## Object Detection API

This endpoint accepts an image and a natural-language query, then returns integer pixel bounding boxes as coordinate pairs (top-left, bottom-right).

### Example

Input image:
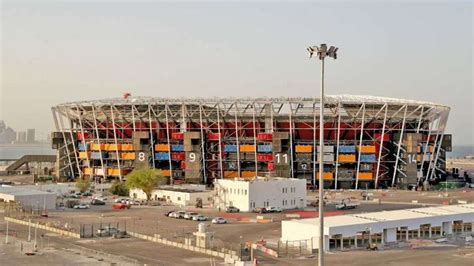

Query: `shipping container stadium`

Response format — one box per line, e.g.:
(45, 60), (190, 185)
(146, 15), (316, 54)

(51, 95), (451, 189)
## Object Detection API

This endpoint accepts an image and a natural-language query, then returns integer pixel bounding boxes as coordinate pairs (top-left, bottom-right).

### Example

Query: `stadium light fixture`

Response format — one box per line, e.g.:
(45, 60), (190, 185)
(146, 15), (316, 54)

(307, 43), (338, 266)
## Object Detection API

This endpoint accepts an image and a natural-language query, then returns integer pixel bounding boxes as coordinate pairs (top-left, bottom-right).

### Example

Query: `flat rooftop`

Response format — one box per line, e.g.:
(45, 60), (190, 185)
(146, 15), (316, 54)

(0, 186), (56, 196)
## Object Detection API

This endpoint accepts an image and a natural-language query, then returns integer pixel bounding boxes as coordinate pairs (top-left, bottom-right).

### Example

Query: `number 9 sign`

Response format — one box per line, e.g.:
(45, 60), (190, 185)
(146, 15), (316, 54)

(189, 152), (196, 163)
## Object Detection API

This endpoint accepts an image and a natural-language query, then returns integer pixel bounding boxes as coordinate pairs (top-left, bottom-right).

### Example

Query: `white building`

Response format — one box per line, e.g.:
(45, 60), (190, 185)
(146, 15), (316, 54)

(214, 177), (307, 212)
(130, 184), (213, 207)
(281, 204), (474, 251)
(0, 186), (57, 210)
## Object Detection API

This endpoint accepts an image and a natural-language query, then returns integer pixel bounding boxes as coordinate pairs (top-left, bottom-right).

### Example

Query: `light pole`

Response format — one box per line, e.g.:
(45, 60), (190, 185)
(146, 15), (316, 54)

(307, 43), (338, 266)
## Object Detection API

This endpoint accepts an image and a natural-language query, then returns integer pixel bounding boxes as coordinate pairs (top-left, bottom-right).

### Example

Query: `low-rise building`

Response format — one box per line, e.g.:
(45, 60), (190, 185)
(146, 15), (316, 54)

(130, 184), (213, 207)
(214, 177), (307, 212)
(0, 186), (57, 210)
(281, 204), (474, 251)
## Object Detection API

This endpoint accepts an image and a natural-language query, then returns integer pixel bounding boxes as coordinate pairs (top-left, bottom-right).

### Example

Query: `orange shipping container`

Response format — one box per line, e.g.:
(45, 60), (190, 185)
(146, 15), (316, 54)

(338, 154), (356, 162)
(358, 145), (376, 153)
(316, 172), (334, 180)
(155, 144), (170, 152)
(416, 154), (422, 161)
(79, 152), (91, 159)
(241, 171), (256, 178)
(295, 145), (312, 153)
(121, 144), (134, 151)
(121, 153), (136, 160)
(224, 171), (238, 178)
(240, 145), (256, 153)
(83, 168), (92, 175)
(104, 144), (121, 151)
(358, 172), (373, 180)
(159, 169), (171, 177)
(429, 145), (434, 153)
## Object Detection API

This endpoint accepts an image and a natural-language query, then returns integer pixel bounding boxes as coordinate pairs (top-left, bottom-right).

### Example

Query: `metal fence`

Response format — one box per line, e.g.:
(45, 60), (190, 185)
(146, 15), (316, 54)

(79, 221), (128, 238)
(275, 239), (314, 257)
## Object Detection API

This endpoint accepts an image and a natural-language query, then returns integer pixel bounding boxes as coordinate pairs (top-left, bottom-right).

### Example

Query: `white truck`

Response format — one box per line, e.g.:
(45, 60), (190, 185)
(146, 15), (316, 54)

(335, 198), (360, 210)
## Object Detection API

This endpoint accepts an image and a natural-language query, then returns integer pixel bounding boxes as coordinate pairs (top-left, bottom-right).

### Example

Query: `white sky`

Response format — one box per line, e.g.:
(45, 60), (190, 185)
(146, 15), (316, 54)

(1, 1), (473, 144)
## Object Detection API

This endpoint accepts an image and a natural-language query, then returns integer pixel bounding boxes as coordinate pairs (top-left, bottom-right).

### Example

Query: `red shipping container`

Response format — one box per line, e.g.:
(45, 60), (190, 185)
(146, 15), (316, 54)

(207, 132), (221, 141)
(171, 132), (184, 140)
(374, 133), (390, 141)
(180, 161), (186, 169)
(257, 153), (273, 162)
(257, 133), (273, 141)
(268, 162), (274, 171)
(171, 152), (185, 161)
(77, 132), (90, 140)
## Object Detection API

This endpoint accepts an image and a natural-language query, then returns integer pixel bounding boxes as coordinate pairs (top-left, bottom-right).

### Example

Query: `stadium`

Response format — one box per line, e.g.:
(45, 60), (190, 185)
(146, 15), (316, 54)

(51, 95), (451, 189)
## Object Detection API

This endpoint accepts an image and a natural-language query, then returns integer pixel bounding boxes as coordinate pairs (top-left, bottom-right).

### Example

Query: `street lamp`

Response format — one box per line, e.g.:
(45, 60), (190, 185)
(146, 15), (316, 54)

(307, 43), (338, 266)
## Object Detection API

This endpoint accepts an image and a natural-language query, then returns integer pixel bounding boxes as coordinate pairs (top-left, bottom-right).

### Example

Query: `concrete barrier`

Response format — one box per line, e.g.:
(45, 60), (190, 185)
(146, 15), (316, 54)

(128, 230), (240, 261)
(4, 217), (81, 239)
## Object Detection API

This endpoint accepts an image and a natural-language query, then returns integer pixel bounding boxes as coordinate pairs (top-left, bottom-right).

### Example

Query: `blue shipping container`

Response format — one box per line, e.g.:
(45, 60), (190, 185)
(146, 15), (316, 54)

(78, 143), (89, 151)
(224, 145), (238, 153)
(171, 144), (184, 152)
(359, 154), (376, 162)
(257, 145), (272, 153)
(91, 152), (107, 160)
(155, 152), (169, 160)
(339, 145), (356, 153)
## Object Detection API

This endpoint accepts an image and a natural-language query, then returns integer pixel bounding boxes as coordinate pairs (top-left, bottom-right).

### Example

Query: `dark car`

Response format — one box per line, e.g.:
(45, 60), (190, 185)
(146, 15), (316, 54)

(225, 206), (240, 213)
(91, 199), (106, 205)
(252, 207), (267, 214)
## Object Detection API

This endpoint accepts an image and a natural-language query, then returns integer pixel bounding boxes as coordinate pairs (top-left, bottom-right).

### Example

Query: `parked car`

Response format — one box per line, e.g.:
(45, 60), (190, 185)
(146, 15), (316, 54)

(174, 211), (187, 219)
(82, 192), (93, 197)
(90, 199), (106, 206)
(266, 206), (283, 213)
(211, 217), (227, 224)
(96, 227), (119, 236)
(165, 210), (174, 217)
(73, 203), (90, 209)
(225, 206), (240, 213)
(192, 215), (208, 221)
(114, 198), (128, 203)
(112, 203), (131, 209)
(252, 207), (267, 214)
(184, 212), (199, 220)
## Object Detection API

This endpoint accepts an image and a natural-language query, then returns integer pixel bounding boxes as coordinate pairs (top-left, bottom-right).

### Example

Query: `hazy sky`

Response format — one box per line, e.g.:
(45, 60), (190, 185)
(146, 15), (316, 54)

(1, 1), (473, 144)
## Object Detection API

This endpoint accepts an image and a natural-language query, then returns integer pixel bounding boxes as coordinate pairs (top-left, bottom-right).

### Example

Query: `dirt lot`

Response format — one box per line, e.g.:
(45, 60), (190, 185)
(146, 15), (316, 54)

(2, 187), (474, 265)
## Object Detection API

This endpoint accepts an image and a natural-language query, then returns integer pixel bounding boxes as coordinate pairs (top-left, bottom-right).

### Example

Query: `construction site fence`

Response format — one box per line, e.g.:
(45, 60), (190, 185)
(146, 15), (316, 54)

(79, 221), (127, 238)
(275, 239), (315, 257)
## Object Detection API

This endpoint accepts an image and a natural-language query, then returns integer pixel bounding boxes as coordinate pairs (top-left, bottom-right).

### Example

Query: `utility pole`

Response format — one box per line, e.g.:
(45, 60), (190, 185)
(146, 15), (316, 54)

(34, 222), (38, 251)
(28, 219), (31, 242)
(5, 220), (9, 244)
(307, 44), (338, 266)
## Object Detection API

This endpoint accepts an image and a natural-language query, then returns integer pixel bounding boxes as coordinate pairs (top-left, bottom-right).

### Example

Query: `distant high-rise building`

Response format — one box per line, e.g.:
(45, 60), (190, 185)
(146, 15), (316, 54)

(16, 131), (27, 143)
(27, 129), (35, 143)
(0, 120), (17, 144)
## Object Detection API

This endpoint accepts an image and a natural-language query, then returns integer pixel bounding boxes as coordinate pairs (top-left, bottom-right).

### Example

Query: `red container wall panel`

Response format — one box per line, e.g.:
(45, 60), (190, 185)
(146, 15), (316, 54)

(374, 133), (391, 141)
(171, 132), (184, 140)
(257, 153), (273, 162)
(257, 133), (273, 141)
(208, 132), (222, 141)
(171, 152), (185, 161)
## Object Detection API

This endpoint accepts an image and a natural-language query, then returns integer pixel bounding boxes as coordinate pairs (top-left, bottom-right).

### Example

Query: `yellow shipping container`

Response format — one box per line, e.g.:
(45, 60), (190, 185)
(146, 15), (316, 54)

(241, 171), (256, 178)
(83, 168), (92, 175)
(316, 172), (333, 180)
(429, 145), (434, 153)
(224, 171), (238, 178)
(78, 152), (91, 159)
(121, 144), (134, 151)
(358, 145), (376, 153)
(417, 146), (421, 153)
(338, 154), (356, 162)
(358, 172), (373, 180)
(107, 168), (122, 176)
(240, 144), (256, 153)
(155, 144), (170, 152)
(104, 144), (121, 151)
(91, 143), (105, 151)
(121, 152), (136, 160)
(295, 145), (312, 153)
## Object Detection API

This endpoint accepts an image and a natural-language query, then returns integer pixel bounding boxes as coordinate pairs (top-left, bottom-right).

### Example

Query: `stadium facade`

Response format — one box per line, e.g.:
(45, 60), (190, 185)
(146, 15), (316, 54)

(51, 95), (451, 189)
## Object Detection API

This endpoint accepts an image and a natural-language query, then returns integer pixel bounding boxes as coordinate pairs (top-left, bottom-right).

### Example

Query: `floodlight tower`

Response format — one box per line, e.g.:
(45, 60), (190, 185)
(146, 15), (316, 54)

(307, 43), (338, 266)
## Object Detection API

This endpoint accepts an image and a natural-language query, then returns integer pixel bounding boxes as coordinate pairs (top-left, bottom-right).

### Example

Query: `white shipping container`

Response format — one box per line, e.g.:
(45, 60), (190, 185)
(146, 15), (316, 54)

(317, 154), (334, 162)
